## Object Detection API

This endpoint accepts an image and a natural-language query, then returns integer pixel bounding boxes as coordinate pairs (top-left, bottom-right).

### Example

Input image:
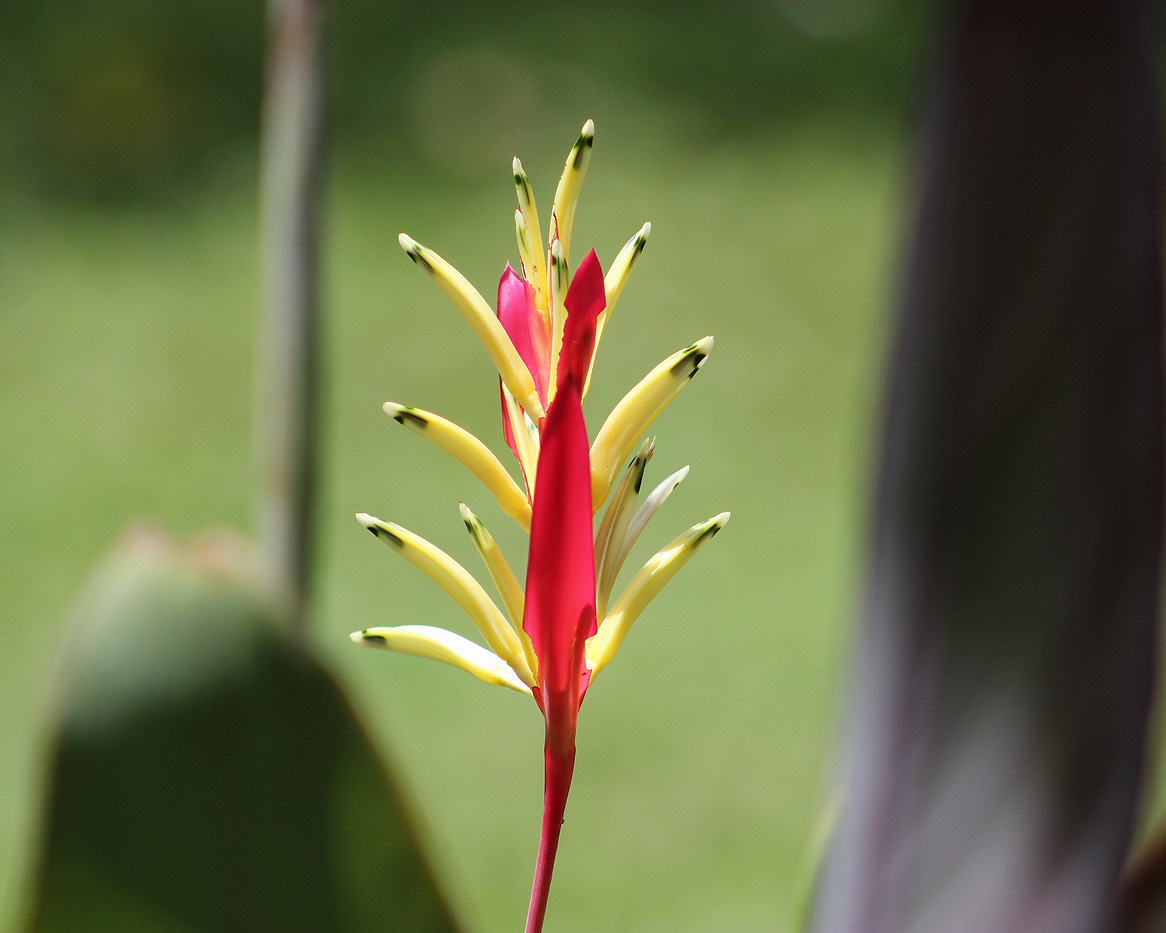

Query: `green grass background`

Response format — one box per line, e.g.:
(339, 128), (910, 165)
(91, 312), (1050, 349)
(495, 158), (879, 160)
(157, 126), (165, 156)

(0, 0), (918, 920)
(1, 111), (899, 930)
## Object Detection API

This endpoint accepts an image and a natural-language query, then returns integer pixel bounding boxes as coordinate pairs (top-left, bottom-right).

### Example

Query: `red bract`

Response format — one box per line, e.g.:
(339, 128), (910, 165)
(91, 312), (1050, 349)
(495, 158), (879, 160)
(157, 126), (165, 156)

(497, 263), (549, 407)
(524, 257), (604, 728)
(521, 252), (604, 932)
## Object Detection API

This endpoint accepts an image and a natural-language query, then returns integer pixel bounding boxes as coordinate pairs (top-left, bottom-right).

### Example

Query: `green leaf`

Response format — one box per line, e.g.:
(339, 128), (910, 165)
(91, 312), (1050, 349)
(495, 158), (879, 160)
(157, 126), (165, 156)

(25, 530), (461, 932)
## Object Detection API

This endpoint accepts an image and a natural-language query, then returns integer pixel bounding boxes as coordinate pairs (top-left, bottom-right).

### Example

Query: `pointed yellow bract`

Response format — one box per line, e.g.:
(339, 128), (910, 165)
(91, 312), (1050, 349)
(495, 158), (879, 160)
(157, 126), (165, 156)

(357, 513), (537, 688)
(384, 402), (532, 530)
(593, 437), (656, 618)
(501, 386), (541, 497)
(547, 239), (570, 404)
(460, 503), (538, 679)
(598, 464), (690, 620)
(398, 233), (546, 422)
(353, 625), (532, 695)
(584, 222), (652, 398)
(590, 336), (714, 509)
(586, 512), (731, 676)
(548, 119), (595, 268)
(513, 157), (548, 317)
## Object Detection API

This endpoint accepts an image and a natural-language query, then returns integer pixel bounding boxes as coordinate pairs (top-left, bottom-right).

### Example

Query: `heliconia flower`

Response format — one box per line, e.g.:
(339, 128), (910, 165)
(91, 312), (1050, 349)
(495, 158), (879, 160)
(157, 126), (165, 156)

(352, 120), (729, 933)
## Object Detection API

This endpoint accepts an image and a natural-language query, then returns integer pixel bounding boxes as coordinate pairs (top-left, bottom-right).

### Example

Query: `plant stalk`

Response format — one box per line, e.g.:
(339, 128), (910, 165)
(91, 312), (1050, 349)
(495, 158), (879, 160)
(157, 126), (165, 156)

(256, 0), (326, 633)
(524, 738), (576, 933)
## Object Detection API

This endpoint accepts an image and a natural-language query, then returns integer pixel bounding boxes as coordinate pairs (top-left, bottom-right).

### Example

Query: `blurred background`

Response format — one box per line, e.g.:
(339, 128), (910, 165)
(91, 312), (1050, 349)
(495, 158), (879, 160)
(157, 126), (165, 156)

(3, 0), (930, 929)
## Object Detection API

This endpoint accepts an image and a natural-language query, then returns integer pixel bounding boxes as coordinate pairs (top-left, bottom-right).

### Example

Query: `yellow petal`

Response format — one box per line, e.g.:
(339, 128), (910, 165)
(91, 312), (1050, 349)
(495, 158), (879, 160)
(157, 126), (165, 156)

(352, 625), (532, 695)
(590, 337), (713, 509)
(398, 233), (545, 421)
(547, 238), (569, 404)
(586, 511), (730, 676)
(594, 437), (656, 618)
(599, 464), (689, 619)
(513, 157), (548, 315)
(500, 386), (540, 498)
(548, 119), (594, 268)
(357, 513), (536, 687)
(458, 503), (525, 628)
(585, 222), (651, 398)
(459, 503), (538, 680)
(383, 402), (531, 531)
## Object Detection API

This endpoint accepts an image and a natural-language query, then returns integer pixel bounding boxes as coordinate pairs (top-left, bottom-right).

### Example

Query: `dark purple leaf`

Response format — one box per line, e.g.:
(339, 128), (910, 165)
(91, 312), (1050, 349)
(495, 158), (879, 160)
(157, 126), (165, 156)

(813, 3), (1164, 931)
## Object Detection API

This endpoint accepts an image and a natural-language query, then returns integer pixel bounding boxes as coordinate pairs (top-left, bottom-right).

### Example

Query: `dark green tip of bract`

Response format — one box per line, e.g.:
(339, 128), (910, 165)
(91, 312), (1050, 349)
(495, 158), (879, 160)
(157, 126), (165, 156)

(362, 632), (388, 645)
(572, 133), (593, 168)
(632, 458), (650, 494)
(405, 246), (432, 272)
(670, 345), (707, 379)
(367, 524), (405, 548)
(633, 236), (647, 255)
(514, 172), (525, 187)
(393, 407), (427, 430)
(695, 521), (722, 546)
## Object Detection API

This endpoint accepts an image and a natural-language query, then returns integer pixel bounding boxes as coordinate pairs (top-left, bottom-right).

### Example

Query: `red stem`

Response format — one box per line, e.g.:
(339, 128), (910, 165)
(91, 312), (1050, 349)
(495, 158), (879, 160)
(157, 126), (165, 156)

(524, 738), (576, 933)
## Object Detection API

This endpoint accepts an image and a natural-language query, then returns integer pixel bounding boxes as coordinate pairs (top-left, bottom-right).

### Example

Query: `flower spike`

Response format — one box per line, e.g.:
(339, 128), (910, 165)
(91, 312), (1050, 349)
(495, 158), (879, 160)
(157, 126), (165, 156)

(358, 123), (727, 933)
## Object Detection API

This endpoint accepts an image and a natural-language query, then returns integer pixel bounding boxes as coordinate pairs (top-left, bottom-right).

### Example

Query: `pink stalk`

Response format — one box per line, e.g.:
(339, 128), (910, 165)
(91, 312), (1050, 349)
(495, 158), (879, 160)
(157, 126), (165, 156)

(525, 738), (576, 933)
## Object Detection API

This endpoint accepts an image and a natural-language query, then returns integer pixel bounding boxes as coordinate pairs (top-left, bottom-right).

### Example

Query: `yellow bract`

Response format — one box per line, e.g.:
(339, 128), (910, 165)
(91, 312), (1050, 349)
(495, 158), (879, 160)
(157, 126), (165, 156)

(586, 512), (731, 676)
(590, 337), (714, 509)
(357, 513), (536, 688)
(353, 626), (532, 695)
(384, 402), (532, 530)
(397, 234), (545, 422)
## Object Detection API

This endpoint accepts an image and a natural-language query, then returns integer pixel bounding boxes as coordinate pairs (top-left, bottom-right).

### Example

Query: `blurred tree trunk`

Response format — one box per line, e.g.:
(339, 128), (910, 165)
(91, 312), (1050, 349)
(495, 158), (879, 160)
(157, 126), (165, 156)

(813, 2), (1164, 931)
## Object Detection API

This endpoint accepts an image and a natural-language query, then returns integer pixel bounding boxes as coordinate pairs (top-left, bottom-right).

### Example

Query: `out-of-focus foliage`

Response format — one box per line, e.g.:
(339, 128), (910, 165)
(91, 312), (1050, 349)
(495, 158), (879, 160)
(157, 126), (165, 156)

(0, 1), (921, 928)
(26, 529), (460, 932)
(0, 0), (927, 201)
(814, 2), (1164, 931)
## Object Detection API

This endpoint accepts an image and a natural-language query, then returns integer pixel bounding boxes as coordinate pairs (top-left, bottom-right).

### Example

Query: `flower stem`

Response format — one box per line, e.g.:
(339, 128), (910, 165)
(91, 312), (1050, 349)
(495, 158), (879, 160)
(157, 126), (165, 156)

(525, 739), (576, 933)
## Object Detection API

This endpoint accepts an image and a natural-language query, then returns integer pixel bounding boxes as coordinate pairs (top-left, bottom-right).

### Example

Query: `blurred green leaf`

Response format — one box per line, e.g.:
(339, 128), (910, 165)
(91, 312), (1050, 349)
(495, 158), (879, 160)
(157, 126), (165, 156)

(1115, 827), (1166, 933)
(25, 529), (461, 932)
